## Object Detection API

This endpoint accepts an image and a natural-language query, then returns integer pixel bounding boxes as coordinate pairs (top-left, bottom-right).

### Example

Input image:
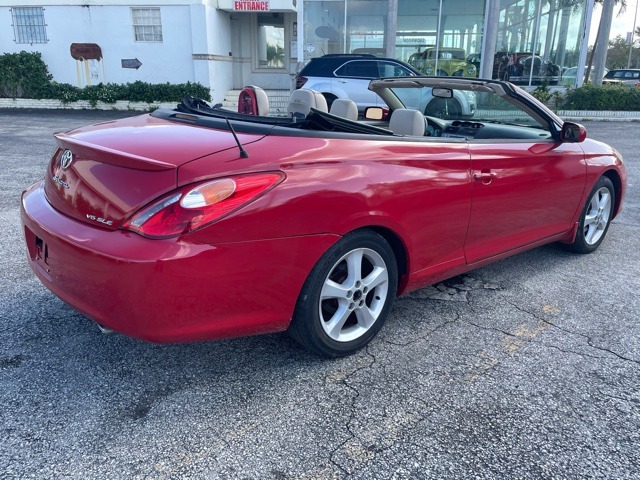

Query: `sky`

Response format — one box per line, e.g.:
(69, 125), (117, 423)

(590, 1), (640, 44)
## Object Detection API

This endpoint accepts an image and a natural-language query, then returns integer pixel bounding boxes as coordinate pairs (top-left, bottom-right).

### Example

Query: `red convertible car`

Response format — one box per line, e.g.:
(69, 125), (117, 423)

(20, 77), (626, 357)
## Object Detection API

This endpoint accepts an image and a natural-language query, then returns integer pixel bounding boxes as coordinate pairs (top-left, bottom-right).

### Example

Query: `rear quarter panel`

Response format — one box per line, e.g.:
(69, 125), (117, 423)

(181, 134), (472, 277)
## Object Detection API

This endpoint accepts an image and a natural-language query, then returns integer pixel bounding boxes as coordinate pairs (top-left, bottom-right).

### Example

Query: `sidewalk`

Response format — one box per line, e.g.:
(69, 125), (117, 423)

(3, 95), (640, 121)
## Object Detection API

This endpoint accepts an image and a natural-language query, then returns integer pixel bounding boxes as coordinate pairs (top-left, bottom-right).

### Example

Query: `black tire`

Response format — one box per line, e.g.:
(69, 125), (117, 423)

(322, 93), (337, 111)
(424, 98), (462, 119)
(565, 176), (615, 254)
(288, 230), (398, 357)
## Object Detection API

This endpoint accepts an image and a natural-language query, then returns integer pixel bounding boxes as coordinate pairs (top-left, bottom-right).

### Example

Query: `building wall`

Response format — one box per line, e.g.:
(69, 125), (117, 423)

(0, 0), (296, 102)
(0, 2), (197, 86)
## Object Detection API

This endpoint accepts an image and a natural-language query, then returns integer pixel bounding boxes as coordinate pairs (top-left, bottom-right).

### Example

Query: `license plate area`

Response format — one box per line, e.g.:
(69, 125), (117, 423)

(25, 226), (49, 267)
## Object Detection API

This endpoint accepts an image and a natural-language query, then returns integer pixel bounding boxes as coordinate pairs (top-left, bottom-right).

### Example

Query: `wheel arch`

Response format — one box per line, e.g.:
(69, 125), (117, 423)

(353, 225), (409, 294)
(602, 169), (623, 218)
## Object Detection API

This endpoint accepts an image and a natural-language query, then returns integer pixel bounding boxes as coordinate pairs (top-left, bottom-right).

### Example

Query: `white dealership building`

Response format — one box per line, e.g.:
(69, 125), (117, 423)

(0, 0), (595, 104)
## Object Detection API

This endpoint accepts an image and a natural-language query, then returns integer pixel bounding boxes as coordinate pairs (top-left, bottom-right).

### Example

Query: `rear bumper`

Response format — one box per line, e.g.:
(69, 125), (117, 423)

(21, 182), (339, 343)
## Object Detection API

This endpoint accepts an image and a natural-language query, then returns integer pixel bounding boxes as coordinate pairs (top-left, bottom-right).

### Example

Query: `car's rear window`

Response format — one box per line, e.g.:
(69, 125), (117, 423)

(298, 58), (343, 77)
(335, 60), (379, 78)
(606, 70), (640, 79)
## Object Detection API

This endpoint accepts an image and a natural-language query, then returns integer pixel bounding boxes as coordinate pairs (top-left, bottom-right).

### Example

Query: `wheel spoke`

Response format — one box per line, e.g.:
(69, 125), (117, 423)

(321, 279), (350, 300)
(585, 224), (597, 244)
(355, 305), (376, 329)
(584, 213), (597, 227)
(345, 250), (363, 285)
(598, 191), (611, 211)
(363, 266), (388, 290)
(325, 303), (351, 338)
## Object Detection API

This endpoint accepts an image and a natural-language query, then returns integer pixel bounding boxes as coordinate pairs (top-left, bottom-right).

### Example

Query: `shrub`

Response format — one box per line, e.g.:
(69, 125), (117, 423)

(0, 51), (52, 98)
(563, 84), (640, 111)
(0, 51), (211, 104)
(531, 83), (552, 104)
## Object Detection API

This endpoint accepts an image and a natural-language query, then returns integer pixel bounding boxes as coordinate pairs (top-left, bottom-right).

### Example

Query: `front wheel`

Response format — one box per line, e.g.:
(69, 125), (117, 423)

(565, 176), (615, 254)
(288, 230), (398, 357)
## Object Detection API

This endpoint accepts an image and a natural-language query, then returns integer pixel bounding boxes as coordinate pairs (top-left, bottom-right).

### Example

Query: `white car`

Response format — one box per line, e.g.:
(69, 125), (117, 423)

(295, 54), (476, 118)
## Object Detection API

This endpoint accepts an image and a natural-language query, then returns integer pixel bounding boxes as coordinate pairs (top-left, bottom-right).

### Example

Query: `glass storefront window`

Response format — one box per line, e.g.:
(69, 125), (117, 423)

(496, 0), (586, 86)
(398, 0), (485, 78)
(302, 1), (388, 60)
(257, 13), (286, 69)
(300, 0), (588, 86)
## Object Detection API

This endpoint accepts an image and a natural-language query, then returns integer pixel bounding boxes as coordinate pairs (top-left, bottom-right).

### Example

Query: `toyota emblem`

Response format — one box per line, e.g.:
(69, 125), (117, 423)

(60, 150), (73, 170)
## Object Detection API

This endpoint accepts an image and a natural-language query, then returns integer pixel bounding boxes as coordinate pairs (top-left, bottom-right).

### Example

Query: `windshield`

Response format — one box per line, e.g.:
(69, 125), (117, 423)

(388, 84), (549, 130)
(426, 49), (466, 60)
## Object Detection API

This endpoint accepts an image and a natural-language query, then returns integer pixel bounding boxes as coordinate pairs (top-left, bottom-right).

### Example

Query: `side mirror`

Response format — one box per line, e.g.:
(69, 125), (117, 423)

(364, 106), (389, 120)
(560, 122), (587, 143)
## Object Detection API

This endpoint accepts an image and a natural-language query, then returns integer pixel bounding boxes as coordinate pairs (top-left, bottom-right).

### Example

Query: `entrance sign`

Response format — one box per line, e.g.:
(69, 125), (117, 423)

(217, 0), (296, 12)
(234, 1), (269, 10)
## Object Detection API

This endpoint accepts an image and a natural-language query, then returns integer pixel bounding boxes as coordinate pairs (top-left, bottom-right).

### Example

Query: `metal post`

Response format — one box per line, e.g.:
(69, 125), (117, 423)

(435, 0), (443, 75)
(529, 0), (543, 87)
(481, 0), (500, 79)
(576, 0), (595, 87)
(385, 0), (398, 58)
(628, 1), (639, 68)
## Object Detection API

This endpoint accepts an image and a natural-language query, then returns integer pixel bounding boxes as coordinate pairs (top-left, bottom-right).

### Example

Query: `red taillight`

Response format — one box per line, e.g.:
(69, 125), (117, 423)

(295, 76), (308, 89)
(122, 172), (284, 238)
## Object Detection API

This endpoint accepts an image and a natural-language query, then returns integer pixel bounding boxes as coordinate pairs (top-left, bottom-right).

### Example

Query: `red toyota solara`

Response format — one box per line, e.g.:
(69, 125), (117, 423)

(21, 78), (626, 357)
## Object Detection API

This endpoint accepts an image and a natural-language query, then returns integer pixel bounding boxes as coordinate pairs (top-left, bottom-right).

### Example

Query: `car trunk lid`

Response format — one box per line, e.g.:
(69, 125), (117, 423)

(44, 114), (262, 230)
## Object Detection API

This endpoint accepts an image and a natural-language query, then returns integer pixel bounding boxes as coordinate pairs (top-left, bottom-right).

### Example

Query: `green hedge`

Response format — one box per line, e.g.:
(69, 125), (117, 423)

(562, 84), (640, 111)
(48, 81), (211, 105)
(0, 51), (52, 98)
(0, 51), (211, 104)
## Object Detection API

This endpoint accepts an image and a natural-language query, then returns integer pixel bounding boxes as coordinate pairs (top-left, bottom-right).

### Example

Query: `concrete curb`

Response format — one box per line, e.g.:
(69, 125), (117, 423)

(2, 98), (640, 121)
(0, 98), (177, 111)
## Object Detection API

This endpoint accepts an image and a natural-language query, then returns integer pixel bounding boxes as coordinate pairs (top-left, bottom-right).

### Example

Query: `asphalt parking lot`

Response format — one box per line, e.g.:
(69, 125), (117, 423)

(1, 109), (638, 479)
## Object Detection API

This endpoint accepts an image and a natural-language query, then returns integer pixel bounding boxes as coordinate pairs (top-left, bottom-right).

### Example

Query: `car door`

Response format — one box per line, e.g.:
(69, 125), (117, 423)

(463, 98), (586, 264)
(332, 60), (380, 109)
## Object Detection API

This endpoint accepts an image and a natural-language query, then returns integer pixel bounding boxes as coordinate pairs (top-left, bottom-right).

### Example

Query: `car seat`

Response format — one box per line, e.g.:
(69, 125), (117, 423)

(288, 89), (328, 118)
(329, 99), (358, 121)
(238, 85), (269, 116)
(389, 108), (426, 136)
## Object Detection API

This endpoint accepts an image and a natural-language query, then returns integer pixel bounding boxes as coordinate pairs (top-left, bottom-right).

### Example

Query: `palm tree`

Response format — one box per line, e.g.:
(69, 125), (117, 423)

(586, 0), (627, 85)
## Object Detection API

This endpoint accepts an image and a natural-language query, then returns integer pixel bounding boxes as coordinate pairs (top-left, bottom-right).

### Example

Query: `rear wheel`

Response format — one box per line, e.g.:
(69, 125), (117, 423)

(565, 176), (615, 254)
(288, 230), (398, 357)
(322, 93), (338, 111)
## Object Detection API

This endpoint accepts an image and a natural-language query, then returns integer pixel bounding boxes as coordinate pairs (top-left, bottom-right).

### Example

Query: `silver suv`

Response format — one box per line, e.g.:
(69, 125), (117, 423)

(295, 54), (476, 118)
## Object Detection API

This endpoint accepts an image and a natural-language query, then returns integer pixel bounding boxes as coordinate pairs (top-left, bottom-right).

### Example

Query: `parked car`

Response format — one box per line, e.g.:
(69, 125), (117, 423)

(493, 52), (560, 85)
(602, 68), (640, 86)
(561, 66), (608, 86)
(351, 47), (385, 57)
(21, 77), (626, 357)
(408, 47), (477, 77)
(295, 53), (476, 118)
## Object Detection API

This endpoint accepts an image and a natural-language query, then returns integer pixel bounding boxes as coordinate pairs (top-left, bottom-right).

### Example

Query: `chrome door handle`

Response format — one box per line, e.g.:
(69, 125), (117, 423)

(473, 171), (497, 181)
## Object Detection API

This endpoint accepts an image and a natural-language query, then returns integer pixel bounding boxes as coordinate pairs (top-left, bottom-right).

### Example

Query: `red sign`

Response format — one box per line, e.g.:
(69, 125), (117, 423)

(234, 1), (270, 11)
(70, 43), (102, 61)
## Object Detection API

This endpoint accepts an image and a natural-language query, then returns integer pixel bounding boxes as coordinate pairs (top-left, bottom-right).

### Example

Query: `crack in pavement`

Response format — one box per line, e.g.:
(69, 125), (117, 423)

(328, 346), (377, 477)
(382, 310), (461, 347)
(500, 296), (640, 366)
